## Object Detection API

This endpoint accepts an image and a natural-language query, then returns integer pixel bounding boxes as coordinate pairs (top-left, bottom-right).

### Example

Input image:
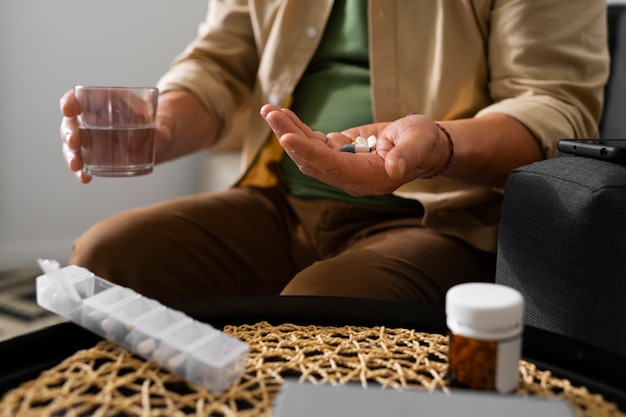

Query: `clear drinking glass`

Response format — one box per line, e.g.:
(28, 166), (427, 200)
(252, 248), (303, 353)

(74, 86), (158, 177)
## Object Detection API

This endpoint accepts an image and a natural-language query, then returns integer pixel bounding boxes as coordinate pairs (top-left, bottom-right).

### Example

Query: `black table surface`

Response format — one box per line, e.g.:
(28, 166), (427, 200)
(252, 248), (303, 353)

(1, 295), (624, 411)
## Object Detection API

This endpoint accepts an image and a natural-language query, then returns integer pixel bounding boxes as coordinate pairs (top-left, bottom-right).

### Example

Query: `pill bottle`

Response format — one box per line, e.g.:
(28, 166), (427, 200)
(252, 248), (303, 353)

(445, 282), (524, 393)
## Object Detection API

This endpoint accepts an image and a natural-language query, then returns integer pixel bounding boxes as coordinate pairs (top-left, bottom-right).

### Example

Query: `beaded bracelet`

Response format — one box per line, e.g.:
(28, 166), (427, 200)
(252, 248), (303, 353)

(406, 113), (454, 179)
(424, 122), (454, 179)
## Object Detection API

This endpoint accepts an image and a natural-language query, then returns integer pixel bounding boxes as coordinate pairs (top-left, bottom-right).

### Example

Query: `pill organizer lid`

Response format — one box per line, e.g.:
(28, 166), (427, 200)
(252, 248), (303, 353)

(446, 283), (524, 333)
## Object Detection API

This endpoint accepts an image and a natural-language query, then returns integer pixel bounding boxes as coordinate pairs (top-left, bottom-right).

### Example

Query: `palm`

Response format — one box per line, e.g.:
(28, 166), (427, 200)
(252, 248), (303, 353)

(261, 104), (410, 196)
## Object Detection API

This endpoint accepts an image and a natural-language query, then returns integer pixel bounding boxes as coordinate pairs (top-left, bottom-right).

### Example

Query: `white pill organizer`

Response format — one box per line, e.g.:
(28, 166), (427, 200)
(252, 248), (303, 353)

(36, 265), (249, 393)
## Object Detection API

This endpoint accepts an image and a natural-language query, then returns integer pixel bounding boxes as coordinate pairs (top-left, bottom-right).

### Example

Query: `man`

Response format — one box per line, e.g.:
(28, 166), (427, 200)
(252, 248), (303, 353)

(60, 0), (608, 303)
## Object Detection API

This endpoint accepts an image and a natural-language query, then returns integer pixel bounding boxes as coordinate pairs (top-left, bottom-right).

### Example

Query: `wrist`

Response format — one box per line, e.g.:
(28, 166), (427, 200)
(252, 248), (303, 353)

(423, 122), (454, 179)
(406, 113), (454, 179)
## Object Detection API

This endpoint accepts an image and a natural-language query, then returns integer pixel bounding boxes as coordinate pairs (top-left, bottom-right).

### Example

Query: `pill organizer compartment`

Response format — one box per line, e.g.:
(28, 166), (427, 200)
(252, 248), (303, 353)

(104, 296), (164, 345)
(36, 265), (113, 322)
(165, 320), (217, 351)
(36, 273), (83, 319)
(124, 308), (191, 359)
(186, 334), (249, 392)
(74, 275), (115, 299)
(156, 320), (219, 373)
(81, 286), (139, 338)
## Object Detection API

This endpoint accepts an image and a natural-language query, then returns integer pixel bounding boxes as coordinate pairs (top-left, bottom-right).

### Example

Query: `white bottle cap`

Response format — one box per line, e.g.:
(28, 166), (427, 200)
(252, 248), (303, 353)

(446, 283), (524, 340)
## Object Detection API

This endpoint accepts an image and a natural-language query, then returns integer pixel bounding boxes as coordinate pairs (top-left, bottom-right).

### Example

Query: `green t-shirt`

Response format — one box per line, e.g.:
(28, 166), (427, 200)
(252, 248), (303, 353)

(279, 0), (419, 208)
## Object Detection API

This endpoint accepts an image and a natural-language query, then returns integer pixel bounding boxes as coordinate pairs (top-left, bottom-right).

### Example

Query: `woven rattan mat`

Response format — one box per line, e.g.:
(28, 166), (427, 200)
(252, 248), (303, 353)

(0, 321), (623, 417)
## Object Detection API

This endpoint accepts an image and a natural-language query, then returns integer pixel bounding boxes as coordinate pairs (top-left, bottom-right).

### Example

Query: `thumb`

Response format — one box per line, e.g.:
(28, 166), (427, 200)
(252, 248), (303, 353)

(155, 113), (175, 144)
(382, 117), (443, 180)
(155, 121), (172, 144)
(153, 115), (176, 164)
(379, 129), (420, 180)
(384, 148), (410, 180)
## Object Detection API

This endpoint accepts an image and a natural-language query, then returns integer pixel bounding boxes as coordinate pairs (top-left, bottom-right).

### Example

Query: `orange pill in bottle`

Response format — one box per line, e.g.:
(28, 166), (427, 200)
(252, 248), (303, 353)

(445, 283), (524, 393)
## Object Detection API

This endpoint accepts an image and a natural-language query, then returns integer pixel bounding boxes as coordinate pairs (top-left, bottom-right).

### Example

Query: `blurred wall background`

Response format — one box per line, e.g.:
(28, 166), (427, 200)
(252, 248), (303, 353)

(1, 0), (623, 270)
(0, 0), (220, 269)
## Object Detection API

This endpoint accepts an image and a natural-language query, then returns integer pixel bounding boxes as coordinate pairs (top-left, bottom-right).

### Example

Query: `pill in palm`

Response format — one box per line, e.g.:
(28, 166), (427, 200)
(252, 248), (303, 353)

(367, 135), (377, 150)
(341, 135), (377, 153)
(341, 143), (370, 153)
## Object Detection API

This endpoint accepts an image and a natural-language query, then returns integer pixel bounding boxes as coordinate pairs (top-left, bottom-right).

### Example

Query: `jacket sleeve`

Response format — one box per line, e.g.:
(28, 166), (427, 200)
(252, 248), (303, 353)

(476, 0), (609, 158)
(156, 0), (260, 144)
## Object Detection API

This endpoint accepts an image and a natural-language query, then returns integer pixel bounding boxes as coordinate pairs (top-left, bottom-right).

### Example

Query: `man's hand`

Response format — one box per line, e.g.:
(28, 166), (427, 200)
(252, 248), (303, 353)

(260, 104), (449, 196)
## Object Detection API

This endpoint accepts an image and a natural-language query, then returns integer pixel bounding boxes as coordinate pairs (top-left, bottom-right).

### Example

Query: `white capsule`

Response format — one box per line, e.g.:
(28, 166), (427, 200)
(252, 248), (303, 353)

(341, 144), (355, 153)
(101, 318), (113, 334)
(168, 353), (188, 370)
(341, 142), (373, 153)
(137, 338), (157, 356)
(355, 136), (367, 146)
(367, 135), (377, 150)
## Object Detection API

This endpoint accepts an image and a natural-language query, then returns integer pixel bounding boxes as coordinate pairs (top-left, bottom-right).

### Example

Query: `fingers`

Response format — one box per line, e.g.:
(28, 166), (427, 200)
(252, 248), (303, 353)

(383, 151), (409, 180)
(59, 89), (84, 173)
(259, 103), (279, 118)
(326, 131), (352, 151)
(378, 115), (443, 180)
(62, 140), (80, 171)
(61, 140), (91, 184)
(279, 108), (323, 140)
(60, 89), (90, 183)
(61, 124), (91, 183)
(60, 113), (80, 146)
(61, 112), (80, 156)
(59, 89), (80, 117)
(260, 104), (327, 143)
(74, 169), (92, 184)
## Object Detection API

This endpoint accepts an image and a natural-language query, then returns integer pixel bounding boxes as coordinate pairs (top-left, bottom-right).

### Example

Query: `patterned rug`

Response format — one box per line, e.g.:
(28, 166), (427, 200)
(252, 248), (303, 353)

(0, 266), (66, 342)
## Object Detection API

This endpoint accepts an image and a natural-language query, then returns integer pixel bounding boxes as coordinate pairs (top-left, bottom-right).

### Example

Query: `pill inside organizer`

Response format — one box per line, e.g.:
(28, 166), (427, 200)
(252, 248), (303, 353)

(157, 320), (219, 372)
(123, 308), (191, 357)
(82, 286), (139, 338)
(186, 333), (249, 390)
(104, 296), (165, 344)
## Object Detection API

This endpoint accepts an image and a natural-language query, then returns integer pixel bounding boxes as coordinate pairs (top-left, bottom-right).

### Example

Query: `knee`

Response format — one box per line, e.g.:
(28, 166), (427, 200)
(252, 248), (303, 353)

(281, 256), (404, 301)
(69, 213), (153, 286)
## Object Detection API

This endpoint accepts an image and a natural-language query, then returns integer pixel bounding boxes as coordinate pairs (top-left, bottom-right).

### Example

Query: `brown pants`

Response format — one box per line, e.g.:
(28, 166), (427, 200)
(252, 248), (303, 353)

(70, 186), (495, 304)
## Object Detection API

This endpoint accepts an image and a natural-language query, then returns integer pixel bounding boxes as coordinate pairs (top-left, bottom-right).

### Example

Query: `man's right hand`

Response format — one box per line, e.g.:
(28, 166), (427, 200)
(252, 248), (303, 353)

(60, 88), (217, 183)
(60, 89), (91, 183)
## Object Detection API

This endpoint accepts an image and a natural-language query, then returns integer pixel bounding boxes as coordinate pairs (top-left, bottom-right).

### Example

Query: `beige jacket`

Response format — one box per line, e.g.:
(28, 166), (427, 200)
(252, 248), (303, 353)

(157, 0), (609, 252)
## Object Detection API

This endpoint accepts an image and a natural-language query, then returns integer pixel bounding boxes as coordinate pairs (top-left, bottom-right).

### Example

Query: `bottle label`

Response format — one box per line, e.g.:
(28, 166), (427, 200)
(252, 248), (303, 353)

(495, 337), (522, 393)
